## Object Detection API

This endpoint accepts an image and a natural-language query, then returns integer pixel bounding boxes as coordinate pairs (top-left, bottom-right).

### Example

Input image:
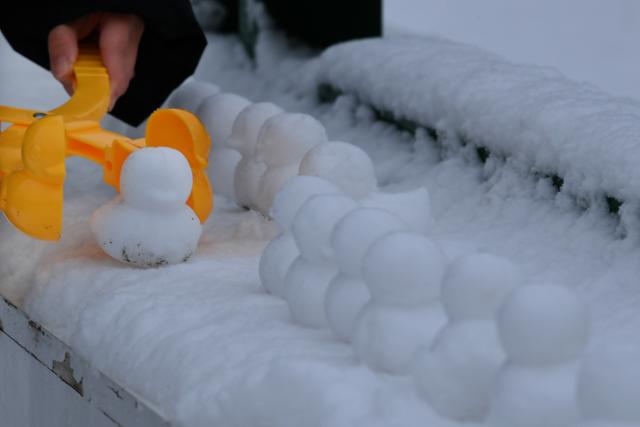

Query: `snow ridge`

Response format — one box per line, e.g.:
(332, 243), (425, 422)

(318, 36), (640, 217)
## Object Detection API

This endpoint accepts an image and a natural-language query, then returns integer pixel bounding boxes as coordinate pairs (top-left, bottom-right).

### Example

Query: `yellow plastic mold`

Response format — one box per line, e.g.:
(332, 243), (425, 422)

(0, 47), (213, 241)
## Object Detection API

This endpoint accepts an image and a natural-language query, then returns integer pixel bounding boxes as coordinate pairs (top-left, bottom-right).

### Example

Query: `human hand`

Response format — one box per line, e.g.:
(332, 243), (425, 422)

(48, 13), (145, 111)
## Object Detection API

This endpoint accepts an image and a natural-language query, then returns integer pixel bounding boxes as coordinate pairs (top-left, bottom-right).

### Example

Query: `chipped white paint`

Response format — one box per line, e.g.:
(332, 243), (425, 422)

(0, 297), (170, 427)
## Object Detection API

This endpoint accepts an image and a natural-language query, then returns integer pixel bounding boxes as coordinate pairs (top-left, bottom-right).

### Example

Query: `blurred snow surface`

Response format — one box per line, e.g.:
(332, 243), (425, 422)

(386, 0), (640, 101)
(3, 7), (640, 426)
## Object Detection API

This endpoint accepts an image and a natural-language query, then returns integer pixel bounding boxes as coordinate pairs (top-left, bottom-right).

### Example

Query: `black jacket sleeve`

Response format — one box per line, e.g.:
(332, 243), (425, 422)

(0, 0), (207, 126)
(262, 0), (382, 49)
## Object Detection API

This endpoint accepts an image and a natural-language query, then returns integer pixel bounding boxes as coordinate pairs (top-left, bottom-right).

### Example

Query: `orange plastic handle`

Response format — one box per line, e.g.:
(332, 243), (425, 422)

(0, 47), (213, 241)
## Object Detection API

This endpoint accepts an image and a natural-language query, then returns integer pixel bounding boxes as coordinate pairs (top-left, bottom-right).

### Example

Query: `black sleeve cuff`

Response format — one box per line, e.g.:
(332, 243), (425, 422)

(1, 0), (207, 126)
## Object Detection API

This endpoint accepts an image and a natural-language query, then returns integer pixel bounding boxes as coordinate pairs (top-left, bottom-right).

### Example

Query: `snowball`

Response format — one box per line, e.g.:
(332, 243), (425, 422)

(93, 147), (202, 267)
(362, 232), (446, 306)
(441, 253), (525, 322)
(487, 362), (581, 427)
(497, 285), (590, 365)
(292, 194), (358, 265)
(299, 141), (377, 199)
(578, 344), (640, 423)
(255, 164), (302, 216)
(234, 157), (267, 209)
(208, 146), (241, 200)
(416, 255), (524, 421)
(353, 303), (445, 374)
(324, 274), (370, 342)
(259, 233), (298, 297)
(120, 147), (193, 210)
(331, 208), (408, 278)
(438, 239), (480, 264)
(196, 92), (251, 149)
(168, 78), (220, 112)
(226, 103), (283, 156)
(91, 198), (202, 268)
(283, 257), (336, 328)
(414, 322), (504, 422)
(255, 113), (328, 166)
(362, 188), (433, 234)
(271, 176), (342, 233)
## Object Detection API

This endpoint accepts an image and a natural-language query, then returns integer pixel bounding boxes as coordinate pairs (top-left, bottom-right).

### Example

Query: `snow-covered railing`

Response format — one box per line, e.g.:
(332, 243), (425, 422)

(0, 296), (169, 427)
(130, 76), (640, 426)
(317, 36), (640, 221)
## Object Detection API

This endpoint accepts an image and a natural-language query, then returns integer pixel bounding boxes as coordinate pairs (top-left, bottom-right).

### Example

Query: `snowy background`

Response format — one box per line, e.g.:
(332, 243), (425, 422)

(386, 0), (640, 100)
(3, 1), (640, 426)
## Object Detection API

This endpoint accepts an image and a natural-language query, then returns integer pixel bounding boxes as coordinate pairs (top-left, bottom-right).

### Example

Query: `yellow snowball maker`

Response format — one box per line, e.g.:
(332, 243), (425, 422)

(0, 47), (213, 241)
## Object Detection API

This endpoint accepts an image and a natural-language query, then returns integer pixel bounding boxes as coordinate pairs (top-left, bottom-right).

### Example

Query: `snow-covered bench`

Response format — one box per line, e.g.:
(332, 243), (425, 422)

(4, 24), (640, 427)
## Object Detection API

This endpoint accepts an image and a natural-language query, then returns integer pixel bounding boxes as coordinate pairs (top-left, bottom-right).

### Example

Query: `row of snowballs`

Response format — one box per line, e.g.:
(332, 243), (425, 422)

(173, 79), (640, 426)
(92, 76), (377, 268)
(261, 175), (640, 427)
(169, 79), (377, 217)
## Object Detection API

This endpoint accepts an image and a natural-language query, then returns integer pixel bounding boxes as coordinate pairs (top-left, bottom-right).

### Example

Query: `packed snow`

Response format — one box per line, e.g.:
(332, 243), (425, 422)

(167, 77), (220, 112)
(361, 188), (434, 235)
(91, 147), (202, 267)
(440, 254), (524, 322)
(331, 208), (407, 283)
(3, 7), (640, 427)
(487, 285), (590, 427)
(299, 141), (377, 199)
(270, 176), (341, 233)
(194, 92), (251, 200)
(230, 102), (283, 210)
(195, 92), (250, 147)
(285, 193), (358, 328)
(326, 208), (407, 341)
(255, 112), (328, 215)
